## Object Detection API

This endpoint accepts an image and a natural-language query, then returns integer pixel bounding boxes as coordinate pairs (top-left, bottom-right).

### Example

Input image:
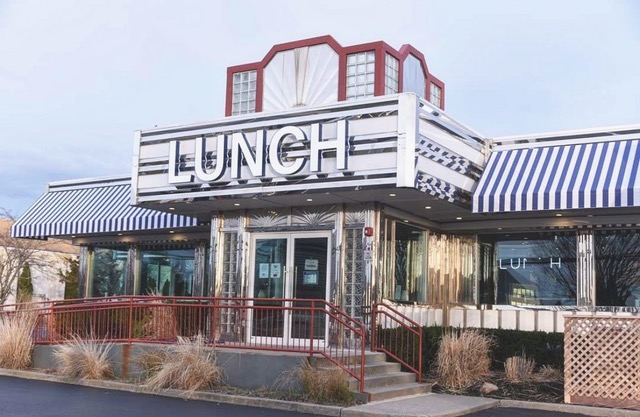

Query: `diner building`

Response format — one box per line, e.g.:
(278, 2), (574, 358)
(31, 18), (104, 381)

(12, 36), (640, 335)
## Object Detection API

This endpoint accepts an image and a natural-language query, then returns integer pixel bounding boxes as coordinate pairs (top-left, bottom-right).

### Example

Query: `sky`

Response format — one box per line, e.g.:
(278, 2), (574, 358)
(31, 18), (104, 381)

(1, 0), (639, 216)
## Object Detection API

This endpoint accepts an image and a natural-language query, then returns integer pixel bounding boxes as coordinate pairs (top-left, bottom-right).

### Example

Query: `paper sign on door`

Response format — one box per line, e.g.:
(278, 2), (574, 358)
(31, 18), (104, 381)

(304, 259), (318, 271)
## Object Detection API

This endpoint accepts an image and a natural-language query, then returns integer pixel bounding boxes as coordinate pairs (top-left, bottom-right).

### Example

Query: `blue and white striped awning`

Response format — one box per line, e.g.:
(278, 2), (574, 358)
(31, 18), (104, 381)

(473, 139), (640, 213)
(12, 181), (199, 238)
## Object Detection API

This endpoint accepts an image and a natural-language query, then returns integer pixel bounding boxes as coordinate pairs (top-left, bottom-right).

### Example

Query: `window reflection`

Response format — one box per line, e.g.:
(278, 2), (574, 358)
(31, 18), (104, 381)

(484, 233), (577, 306)
(595, 230), (640, 307)
(394, 223), (426, 303)
(140, 249), (195, 296)
(91, 248), (127, 297)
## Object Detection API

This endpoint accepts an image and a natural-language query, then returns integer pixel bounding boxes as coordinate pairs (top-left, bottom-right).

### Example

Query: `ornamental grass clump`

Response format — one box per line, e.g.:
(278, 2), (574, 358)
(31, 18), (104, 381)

(144, 334), (224, 394)
(434, 329), (492, 390)
(505, 354), (535, 382)
(535, 364), (562, 382)
(141, 302), (178, 341)
(296, 361), (354, 405)
(54, 335), (113, 379)
(0, 311), (37, 370)
(138, 349), (170, 378)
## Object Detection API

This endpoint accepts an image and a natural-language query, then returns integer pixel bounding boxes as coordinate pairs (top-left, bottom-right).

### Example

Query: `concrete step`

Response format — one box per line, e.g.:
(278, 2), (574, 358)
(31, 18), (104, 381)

(349, 371), (418, 390)
(318, 361), (401, 376)
(365, 382), (431, 402)
(312, 351), (429, 403)
(311, 351), (387, 367)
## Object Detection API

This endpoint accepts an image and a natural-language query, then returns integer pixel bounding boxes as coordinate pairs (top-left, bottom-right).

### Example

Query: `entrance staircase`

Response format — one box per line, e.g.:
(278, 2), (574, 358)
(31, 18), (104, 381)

(313, 351), (430, 402)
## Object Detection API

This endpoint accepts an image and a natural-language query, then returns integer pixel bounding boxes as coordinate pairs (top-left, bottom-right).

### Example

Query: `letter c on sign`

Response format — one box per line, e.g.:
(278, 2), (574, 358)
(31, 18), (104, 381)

(269, 126), (307, 176)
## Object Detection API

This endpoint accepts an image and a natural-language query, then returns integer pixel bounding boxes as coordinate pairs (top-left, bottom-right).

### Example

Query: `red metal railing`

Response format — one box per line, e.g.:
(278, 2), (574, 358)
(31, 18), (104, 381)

(0, 296), (366, 392)
(371, 303), (423, 382)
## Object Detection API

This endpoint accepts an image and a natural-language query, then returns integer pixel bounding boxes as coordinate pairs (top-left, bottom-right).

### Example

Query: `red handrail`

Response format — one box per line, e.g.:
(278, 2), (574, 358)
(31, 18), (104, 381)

(371, 303), (423, 383)
(1, 296), (366, 392)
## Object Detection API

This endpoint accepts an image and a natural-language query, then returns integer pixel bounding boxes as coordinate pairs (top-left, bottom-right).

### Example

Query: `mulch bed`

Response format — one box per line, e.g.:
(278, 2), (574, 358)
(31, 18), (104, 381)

(430, 372), (564, 403)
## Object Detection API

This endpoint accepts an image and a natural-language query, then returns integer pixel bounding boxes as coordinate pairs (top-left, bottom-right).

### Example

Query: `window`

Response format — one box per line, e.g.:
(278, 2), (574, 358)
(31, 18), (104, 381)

(231, 70), (257, 115)
(430, 83), (442, 108)
(346, 51), (375, 100)
(402, 54), (425, 97)
(384, 54), (399, 94)
(382, 220), (427, 303)
(483, 232), (577, 306)
(90, 247), (128, 297)
(140, 249), (195, 296)
(594, 229), (640, 306)
(394, 223), (426, 302)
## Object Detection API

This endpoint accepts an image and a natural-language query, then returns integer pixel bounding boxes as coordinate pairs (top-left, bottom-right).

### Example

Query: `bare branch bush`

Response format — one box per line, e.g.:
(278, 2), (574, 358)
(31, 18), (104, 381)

(0, 209), (55, 305)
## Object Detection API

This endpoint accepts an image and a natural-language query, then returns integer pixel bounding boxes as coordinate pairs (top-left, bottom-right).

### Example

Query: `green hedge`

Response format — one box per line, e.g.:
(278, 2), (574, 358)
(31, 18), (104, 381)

(482, 328), (564, 370)
(377, 326), (564, 374)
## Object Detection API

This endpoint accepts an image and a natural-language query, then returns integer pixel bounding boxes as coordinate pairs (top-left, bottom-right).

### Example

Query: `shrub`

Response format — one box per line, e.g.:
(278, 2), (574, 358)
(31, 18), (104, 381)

(378, 326), (564, 375)
(434, 329), (492, 389)
(297, 361), (354, 406)
(144, 334), (223, 393)
(0, 311), (37, 370)
(504, 355), (535, 382)
(54, 335), (113, 379)
(483, 328), (564, 370)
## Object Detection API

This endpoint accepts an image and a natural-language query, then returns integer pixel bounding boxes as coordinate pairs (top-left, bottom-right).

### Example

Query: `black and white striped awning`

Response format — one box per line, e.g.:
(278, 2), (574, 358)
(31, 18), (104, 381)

(473, 139), (640, 213)
(11, 180), (198, 238)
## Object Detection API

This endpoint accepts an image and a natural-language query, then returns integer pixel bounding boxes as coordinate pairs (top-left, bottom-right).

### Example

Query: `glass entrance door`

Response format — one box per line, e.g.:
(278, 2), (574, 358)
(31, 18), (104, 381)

(252, 238), (287, 338)
(290, 237), (328, 341)
(249, 232), (330, 344)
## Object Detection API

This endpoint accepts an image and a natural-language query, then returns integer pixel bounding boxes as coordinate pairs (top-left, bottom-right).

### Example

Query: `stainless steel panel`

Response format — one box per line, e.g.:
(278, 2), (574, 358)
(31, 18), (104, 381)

(577, 231), (594, 307)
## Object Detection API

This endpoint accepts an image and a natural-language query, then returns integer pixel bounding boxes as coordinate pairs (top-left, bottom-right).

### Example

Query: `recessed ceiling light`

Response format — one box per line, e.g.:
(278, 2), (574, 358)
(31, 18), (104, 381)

(233, 203), (240, 207)
(456, 217), (462, 220)
(403, 220), (409, 223)
(389, 193), (396, 197)
(555, 213), (563, 217)
(169, 207), (175, 211)
(71, 235), (76, 238)
(169, 230), (175, 234)
(118, 233), (123, 236)
(425, 206), (432, 210)
(497, 228), (502, 231)
(306, 198), (313, 202)
(587, 214), (594, 218)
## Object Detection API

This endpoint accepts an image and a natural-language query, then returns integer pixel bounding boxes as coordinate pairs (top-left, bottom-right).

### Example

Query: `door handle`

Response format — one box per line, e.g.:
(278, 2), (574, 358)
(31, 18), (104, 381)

(293, 266), (298, 299)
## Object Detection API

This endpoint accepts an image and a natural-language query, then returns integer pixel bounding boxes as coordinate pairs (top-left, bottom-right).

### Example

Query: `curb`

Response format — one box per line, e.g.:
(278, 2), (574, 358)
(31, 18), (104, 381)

(0, 369), (343, 417)
(499, 399), (640, 417)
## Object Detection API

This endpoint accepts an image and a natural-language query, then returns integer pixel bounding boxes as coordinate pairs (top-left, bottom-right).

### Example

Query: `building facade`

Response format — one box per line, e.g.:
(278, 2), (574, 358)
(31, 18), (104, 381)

(12, 36), (640, 334)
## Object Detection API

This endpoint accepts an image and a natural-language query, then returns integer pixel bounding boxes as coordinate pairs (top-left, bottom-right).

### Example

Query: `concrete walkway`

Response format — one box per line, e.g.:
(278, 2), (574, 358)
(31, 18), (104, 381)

(342, 394), (498, 417)
(1, 368), (639, 417)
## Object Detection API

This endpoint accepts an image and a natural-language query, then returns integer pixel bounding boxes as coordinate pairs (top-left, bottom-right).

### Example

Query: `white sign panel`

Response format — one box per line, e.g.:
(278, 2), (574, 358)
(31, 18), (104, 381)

(133, 97), (404, 204)
(169, 121), (349, 185)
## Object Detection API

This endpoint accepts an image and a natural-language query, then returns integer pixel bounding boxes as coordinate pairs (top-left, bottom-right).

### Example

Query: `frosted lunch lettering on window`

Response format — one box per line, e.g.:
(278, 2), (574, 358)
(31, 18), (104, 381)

(494, 235), (577, 306)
